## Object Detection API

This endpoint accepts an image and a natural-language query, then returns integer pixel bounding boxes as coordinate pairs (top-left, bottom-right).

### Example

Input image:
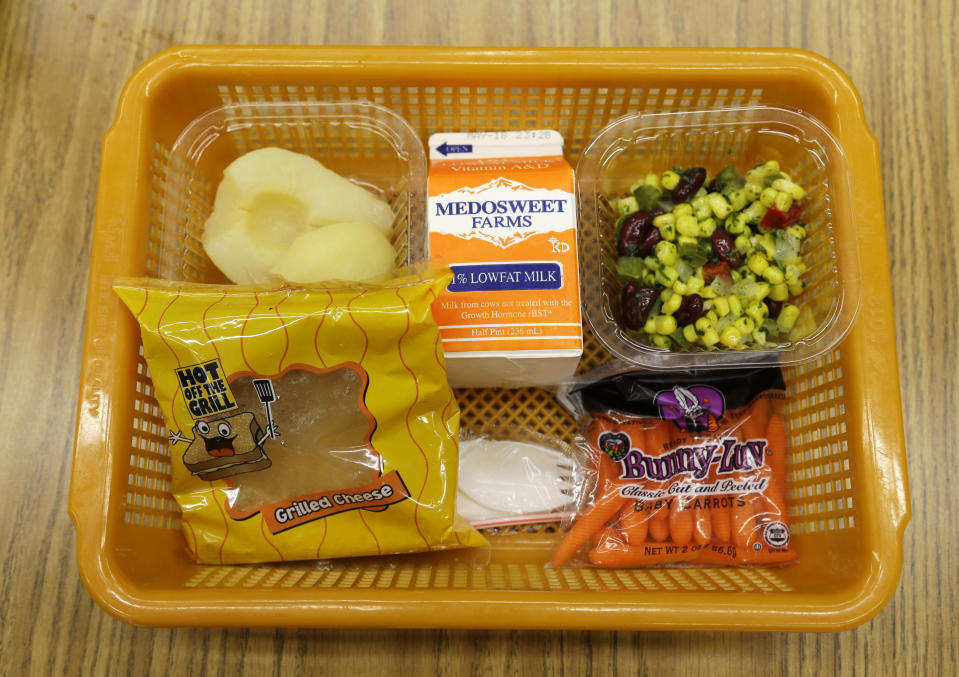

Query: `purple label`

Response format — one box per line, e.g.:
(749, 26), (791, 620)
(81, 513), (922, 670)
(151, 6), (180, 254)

(448, 262), (562, 292)
(655, 385), (725, 432)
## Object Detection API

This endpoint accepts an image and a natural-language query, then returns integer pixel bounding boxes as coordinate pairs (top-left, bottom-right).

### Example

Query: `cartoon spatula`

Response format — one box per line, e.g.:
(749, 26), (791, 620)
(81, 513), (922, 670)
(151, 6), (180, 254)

(252, 379), (279, 441)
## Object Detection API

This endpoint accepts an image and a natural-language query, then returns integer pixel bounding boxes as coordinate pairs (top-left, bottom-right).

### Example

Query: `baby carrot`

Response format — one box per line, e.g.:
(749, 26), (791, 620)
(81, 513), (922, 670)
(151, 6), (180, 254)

(693, 506), (712, 546)
(668, 496), (694, 546)
(595, 525), (625, 551)
(620, 502), (649, 545)
(763, 413), (789, 520)
(731, 493), (763, 552)
(552, 488), (628, 567)
(711, 505), (731, 542)
(648, 515), (670, 542)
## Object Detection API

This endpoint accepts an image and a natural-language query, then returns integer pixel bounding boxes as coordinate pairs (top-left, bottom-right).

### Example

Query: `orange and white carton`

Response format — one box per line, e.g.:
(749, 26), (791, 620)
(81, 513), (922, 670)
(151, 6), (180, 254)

(427, 131), (582, 388)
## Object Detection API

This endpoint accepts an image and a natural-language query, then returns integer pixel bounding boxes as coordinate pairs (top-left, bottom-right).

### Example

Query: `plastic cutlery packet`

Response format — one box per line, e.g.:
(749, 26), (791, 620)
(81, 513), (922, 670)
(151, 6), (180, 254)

(551, 364), (797, 568)
(456, 432), (586, 529)
(113, 269), (486, 565)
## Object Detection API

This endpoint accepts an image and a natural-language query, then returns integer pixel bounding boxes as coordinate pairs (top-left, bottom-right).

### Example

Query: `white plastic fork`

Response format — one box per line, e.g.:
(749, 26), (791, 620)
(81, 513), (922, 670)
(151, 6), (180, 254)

(456, 438), (579, 526)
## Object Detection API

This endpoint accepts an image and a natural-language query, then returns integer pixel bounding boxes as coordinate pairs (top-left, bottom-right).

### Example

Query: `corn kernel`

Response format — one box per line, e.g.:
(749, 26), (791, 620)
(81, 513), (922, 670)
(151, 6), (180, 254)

(655, 240), (678, 266)
(785, 262), (806, 281)
(727, 188), (748, 212)
(743, 201), (767, 224)
(692, 197), (711, 220)
(701, 286), (717, 299)
(787, 279), (805, 296)
(698, 217), (718, 237)
(653, 213), (675, 228)
(650, 334), (672, 349)
(617, 196), (640, 215)
(777, 304), (800, 333)
(769, 283), (789, 301)
(673, 203), (693, 217)
(701, 328), (720, 347)
(672, 280), (688, 295)
(745, 301), (768, 325)
(707, 193), (732, 219)
(757, 282), (770, 299)
(644, 255), (659, 271)
(728, 295), (743, 316)
(662, 292), (682, 315)
(735, 234), (751, 254)
(645, 172), (661, 190)
(762, 265), (785, 284)
(713, 296), (730, 317)
(677, 234), (698, 247)
(727, 212), (750, 234)
(720, 326), (742, 348)
(676, 214), (699, 236)
(661, 170), (681, 190)
(687, 276), (705, 293)
(706, 310), (719, 325)
(774, 191), (794, 212)
(747, 253), (769, 276)
(695, 316), (712, 333)
(653, 213), (677, 241)
(760, 187), (779, 208)
(762, 160), (780, 173)
(734, 316), (755, 335)
(773, 178), (806, 201)
(786, 224), (807, 240)
(744, 181), (763, 201)
(683, 324), (699, 343)
(643, 317), (658, 334)
(655, 315), (678, 335)
(656, 266), (679, 285)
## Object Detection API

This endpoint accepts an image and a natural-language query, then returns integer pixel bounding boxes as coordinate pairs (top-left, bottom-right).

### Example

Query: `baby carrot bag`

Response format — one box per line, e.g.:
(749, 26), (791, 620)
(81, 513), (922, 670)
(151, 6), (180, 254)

(553, 366), (796, 568)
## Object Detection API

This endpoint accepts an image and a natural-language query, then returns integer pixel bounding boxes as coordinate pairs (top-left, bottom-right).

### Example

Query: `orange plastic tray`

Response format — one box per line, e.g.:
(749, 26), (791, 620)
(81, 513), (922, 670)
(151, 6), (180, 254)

(71, 46), (909, 630)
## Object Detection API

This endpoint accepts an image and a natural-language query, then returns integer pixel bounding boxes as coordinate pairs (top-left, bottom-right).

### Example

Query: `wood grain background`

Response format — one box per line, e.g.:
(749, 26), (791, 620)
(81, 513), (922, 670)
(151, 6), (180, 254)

(1, 0), (955, 674)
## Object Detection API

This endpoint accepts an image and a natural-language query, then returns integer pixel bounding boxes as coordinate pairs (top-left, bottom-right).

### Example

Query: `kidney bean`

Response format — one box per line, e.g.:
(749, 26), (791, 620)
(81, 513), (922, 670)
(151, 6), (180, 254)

(764, 299), (783, 319)
(672, 167), (706, 203)
(636, 225), (663, 257)
(617, 211), (652, 256)
(674, 294), (705, 326)
(711, 228), (743, 268)
(621, 283), (660, 330)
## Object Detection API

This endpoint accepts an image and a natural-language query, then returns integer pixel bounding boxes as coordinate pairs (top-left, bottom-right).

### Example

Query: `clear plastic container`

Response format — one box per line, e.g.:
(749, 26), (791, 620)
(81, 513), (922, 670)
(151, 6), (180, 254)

(158, 100), (427, 284)
(577, 106), (862, 369)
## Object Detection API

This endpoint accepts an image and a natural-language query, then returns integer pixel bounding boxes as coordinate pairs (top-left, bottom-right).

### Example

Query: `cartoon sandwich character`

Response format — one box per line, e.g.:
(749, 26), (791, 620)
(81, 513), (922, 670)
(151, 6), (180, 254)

(180, 412), (272, 481)
(169, 378), (280, 481)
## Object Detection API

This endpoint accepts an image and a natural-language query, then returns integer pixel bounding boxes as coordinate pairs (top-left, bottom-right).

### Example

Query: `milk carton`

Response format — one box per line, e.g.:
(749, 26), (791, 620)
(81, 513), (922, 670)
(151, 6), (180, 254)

(427, 131), (582, 388)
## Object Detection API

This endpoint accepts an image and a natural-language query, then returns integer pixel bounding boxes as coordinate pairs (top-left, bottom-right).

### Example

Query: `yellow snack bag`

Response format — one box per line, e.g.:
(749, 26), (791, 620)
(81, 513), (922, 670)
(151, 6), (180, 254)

(114, 270), (486, 564)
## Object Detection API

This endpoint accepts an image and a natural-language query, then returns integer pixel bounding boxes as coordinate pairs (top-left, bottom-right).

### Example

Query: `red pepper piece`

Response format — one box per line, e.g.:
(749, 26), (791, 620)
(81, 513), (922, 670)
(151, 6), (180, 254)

(783, 204), (803, 227)
(702, 261), (732, 285)
(760, 204), (803, 230)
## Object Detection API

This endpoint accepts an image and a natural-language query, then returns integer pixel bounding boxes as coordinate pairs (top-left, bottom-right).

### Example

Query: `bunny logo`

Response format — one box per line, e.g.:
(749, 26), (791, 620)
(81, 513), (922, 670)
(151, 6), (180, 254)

(598, 432), (631, 462)
(655, 385), (724, 433)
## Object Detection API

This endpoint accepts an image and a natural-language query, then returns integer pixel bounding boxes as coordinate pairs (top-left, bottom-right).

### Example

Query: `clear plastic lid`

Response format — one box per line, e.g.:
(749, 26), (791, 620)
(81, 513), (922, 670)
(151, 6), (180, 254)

(576, 106), (861, 369)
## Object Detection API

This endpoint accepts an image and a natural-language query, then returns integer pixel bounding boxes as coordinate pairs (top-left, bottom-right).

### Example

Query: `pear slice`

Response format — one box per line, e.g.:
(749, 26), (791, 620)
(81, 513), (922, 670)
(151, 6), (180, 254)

(201, 147), (396, 285)
(269, 221), (396, 284)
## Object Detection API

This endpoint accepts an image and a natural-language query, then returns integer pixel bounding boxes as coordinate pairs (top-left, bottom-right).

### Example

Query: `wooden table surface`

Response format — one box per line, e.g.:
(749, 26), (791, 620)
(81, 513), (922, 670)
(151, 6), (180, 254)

(1, 0), (955, 674)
